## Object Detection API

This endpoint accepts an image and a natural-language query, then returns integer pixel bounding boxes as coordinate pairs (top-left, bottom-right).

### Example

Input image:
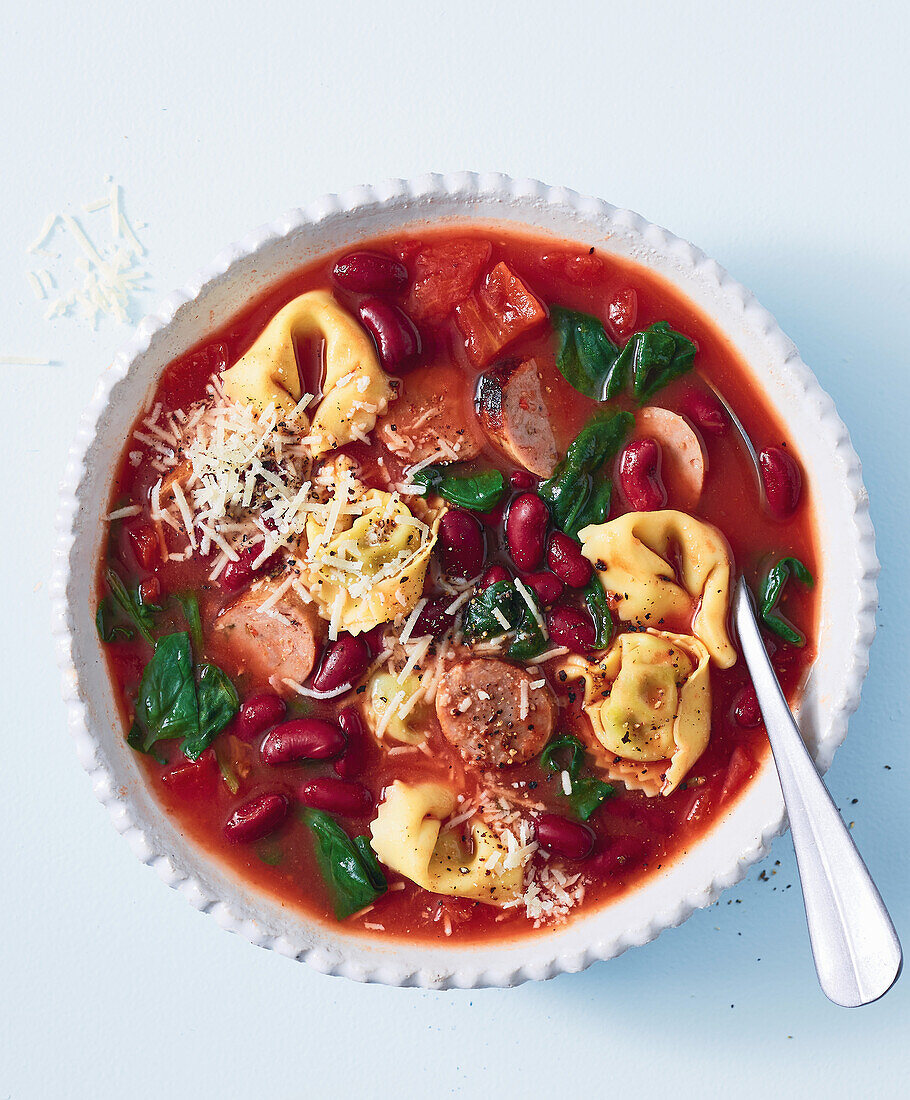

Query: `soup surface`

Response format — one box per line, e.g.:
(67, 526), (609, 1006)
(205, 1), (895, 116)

(98, 228), (818, 941)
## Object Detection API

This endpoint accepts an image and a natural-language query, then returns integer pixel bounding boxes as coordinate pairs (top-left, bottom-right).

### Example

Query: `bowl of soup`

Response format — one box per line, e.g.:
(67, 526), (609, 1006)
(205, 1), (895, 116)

(53, 174), (877, 986)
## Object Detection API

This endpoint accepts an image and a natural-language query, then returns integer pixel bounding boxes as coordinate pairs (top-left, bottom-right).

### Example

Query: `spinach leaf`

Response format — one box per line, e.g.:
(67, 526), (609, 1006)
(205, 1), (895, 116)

(130, 632), (199, 755)
(610, 321), (696, 403)
(538, 411), (633, 535)
(182, 663), (239, 760)
(462, 581), (522, 641)
(584, 578), (613, 649)
(759, 556), (814, 646)
(257, 844), (284, 867)
(412, 467), (505, 513)
(568, 478), (612, 541)
(176, 592), (204, 654)
(95, 596), (134, 642)
(551, 306), (620, 399)
(506, 584), (547, 662)
(302, 809), (388, 919)
(105, 567), (158, 644)
(540, 734), (614, 820)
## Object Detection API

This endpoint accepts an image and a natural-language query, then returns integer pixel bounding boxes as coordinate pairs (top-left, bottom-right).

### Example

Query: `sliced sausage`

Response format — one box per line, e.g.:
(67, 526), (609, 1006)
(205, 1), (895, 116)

(215, 578), (324, 693)
(376, 362), (485, 465)
(476, 358), (557, 478)
(435, 658), (556, 768)
(635, 406), (706, 509)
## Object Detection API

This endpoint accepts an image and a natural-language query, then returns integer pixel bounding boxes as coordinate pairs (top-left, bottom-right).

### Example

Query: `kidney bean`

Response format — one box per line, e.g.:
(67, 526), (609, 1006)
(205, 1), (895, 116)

(221, 542), (282, 592)
(587, 836), (647, 876)
(520, 571), (564, 606)
(733, 686), (762, 728)
(361, 623), (386, 657)
(619, 438), (667, 511)
(224, 793), (288, 843)
(335, 706), (368, 778)
(509, 470), (539, 491)
(608, 287), (638, 339)
(236, 692), (286, 742)
(682, 388), (727, 435)
(437, 509), (486, 580)
(536, 814), (595, 860)
(312, 634), (371, 693)
(546, 531), (593, 588)
(506, 493), (549, 571)
(414, 595), (456, 638)
(332, 250), (408, 294)
(476, 500), (506, 529)
(358, 297), (421, 373)
(261, 719), (346, 765)
(546, 605), (596, 653)
(760, 446), (802, 519)
(479, 564), (511, 591)
(297, 777), (373, 817)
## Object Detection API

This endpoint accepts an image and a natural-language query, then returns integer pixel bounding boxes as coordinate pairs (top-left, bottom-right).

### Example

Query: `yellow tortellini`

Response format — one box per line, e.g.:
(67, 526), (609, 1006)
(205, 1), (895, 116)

(221, 290), (394, 455)
(302, 480), (438, 635)
(579, 510), (736, 668)
(370, 782), (523, 906)
(564, 629), (711, 796)
(364, 670), (428, 745)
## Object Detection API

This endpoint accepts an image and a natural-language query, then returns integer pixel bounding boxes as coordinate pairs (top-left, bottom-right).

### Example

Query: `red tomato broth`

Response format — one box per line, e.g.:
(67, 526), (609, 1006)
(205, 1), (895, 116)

(99, 226), (818, 943)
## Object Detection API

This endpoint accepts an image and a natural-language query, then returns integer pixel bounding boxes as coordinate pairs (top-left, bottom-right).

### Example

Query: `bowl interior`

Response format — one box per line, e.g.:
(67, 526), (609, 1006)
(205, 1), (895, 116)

(58, 176), (876, 986)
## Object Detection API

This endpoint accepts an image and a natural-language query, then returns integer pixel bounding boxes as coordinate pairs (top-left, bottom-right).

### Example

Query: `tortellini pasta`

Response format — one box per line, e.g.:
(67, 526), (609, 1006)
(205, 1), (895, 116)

(302, 477), (438, 635)
(364, 670), (428, 745)
(579, 509), (735, 668)
(369, 782), (523, 906)
(221, 290), (394, 455)
(563, 629), (711, 795)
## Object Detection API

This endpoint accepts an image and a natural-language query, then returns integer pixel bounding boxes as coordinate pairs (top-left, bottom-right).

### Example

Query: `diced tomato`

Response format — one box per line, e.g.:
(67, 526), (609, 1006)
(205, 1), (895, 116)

(139, 576), (161, 605)
(407, 239), (492, 323)
(162, 342), (229, 408)
(719, 745), (756, 804)
(533, 250), (604, 286)
(161, 749), (220, 798)
(608, 288), (638, 340)
(454, 262), (547, 367)
(128, 522), (160, 570)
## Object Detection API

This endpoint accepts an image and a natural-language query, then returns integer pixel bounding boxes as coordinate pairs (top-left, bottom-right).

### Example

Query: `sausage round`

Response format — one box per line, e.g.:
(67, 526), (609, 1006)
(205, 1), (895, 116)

(435, 658), (556, 768)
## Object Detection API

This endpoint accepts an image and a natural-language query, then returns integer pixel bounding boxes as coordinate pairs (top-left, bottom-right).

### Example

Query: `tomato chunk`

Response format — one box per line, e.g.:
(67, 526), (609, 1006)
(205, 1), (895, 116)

(719, 745), (756, 804)
(407, 239), (491, 323)
(128, 522), (161, 570)
(161, 749), (220, 797)
(454, 262), (547, 367)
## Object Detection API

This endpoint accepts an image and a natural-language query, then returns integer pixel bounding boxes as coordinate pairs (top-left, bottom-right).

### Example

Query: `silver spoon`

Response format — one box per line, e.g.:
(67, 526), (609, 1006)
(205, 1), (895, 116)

(703, 379), (767, 509)
(734, 578), (902, 1006)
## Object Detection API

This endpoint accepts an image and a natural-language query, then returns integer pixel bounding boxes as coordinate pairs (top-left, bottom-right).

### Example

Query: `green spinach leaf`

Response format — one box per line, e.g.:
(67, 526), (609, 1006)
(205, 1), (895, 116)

(759, 556), (814, 646)
(540, 735), (586, 781)
(104, 567), (158, 644)
(610, 321), (696, 403)
(95, 596), (134, 642)
(551, 306), (620, 399)
(182, 663), (240, 760)
(176, 593), (204, 654)
(583, 578), (613, 649)
(302, 809), (388, 919)
(540, 734), (614, 820)
(506, 584), (547, 662)
(568, 478), (612, 541)
(412, 467), (505, 513)
(130, 632), (199, 755)
(462, 580), (522, 642)
(567, 776), (615, 821)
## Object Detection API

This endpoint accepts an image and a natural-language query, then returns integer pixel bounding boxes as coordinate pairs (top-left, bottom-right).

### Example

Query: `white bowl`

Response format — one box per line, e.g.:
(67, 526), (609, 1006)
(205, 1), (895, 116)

(52, 174), (878, 988)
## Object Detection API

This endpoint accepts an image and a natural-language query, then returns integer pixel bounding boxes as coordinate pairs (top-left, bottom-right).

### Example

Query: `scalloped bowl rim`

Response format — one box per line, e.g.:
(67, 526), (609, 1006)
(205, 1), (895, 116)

(51, 173), (878, 989)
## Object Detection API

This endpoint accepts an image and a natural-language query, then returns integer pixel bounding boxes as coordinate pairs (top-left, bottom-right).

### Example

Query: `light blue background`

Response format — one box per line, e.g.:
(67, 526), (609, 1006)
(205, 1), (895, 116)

(1, 2), (907, 1096)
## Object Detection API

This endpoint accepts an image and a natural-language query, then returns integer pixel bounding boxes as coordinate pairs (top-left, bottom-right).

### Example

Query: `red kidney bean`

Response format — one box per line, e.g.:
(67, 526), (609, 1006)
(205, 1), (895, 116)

(619, 438), (667, 511)
(437, 509), (486, 580)
(335, 706), (368, 778)
(236, 692), (286, 742)
(312, 634), (371, 693)
(546, 605), (596, 653)
(261, 719), (346, 765)
(536, 814), (595, 860)
(221, 542), (282, 592)
(358, 297), (421, 373)
(760, 446), (802, 520)
(732, 685), (762, 728)
(520, 571), (564, 606)
(509, 470), (539, 491)
(476, 500), (506, 529)
(479, 564), (510, 591)
(506, 493), (549, 571)
(297, 777), (373, 817)
(608, 287), (638, 339)
(361, 623), (386, 657)
(224, 793), (288, 843)
(546, 531), (593, 588)
(413, 596), (456, 638)
(682, 388), (727, 435)
(332, 250), (408, 294)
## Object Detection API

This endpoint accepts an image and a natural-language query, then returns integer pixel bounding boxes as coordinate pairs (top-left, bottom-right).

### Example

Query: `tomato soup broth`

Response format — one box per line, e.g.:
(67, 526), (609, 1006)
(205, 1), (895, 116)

(99, 228), (818, 942)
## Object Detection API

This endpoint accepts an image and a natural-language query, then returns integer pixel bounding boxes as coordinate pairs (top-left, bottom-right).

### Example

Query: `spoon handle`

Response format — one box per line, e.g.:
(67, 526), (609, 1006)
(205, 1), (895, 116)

(734, 579), (901, 1006)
